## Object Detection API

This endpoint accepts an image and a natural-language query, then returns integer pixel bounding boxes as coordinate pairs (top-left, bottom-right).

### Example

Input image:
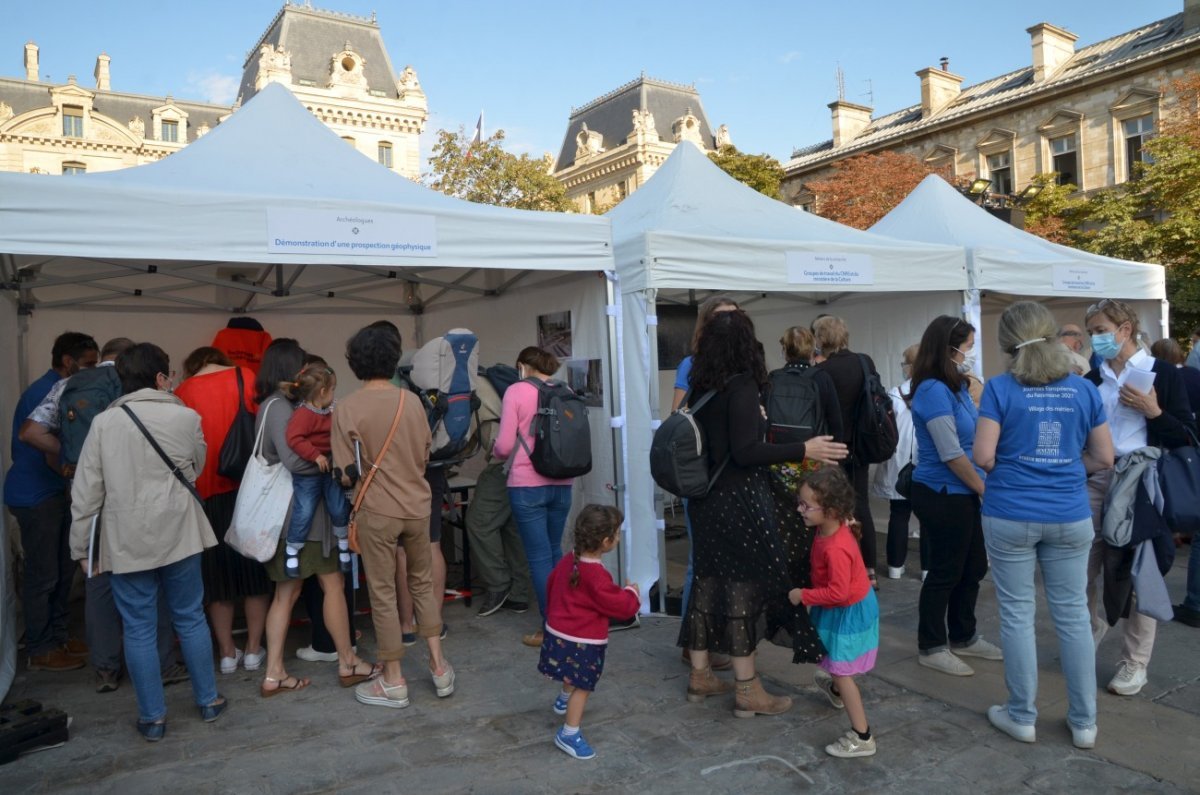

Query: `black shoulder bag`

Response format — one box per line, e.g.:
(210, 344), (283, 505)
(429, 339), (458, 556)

(121, 405), (203, 504)
(217, 368), (256, 481)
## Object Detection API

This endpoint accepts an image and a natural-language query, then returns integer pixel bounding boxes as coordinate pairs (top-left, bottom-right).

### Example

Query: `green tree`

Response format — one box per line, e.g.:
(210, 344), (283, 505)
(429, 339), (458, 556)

(426, 127), (572, 212)
(707, 144), (785, 199)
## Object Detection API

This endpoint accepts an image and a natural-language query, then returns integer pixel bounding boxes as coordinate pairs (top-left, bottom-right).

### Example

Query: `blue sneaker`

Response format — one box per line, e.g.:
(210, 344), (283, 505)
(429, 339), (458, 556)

(554, 728), (596, 760)
(553, 692), (570, 716)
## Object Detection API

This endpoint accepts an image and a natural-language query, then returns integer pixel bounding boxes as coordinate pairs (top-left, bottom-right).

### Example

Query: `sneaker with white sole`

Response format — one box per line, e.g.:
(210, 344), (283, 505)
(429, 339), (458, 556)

(476, 591), (509, 617)
(1107, 661), (1147, 696)
(553, 691), (570, 716)
(554, 728), (596, 760)
(242, 648), (265, 672)
(825, 729), (876, 758)
(355, 677), (410, 709)
(987, 704), (1036, 743)
(432, 663), (455, 698)
(813, 669), (844, 709)
(295, 645), (356, 663)
(219, 649), (244, 675)
(953, 636), (1003, 661)
(1069, 722), (1097, 749)
(918, 649), (974, 676)
(887, 566), (904, 580)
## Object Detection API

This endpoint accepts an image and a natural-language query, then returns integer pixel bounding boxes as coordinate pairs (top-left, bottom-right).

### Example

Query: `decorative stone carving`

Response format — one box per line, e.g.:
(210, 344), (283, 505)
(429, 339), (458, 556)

(575, 123), (604, 161)
(398, 65), (420, 92)
(0, 101), (12, 123)
(327, 49), (368, 92)
(128, 116), (145, 137)
(715, 123), (732, 148)
(672, 109), (704, 146)
(196, 122), (210, 137)
(631, 108), (658, 138)
(255, 44), (293, 91)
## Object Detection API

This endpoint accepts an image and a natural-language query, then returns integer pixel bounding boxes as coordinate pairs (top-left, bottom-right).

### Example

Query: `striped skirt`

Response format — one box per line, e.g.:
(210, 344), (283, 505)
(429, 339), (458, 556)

(811, 589), (879, 676)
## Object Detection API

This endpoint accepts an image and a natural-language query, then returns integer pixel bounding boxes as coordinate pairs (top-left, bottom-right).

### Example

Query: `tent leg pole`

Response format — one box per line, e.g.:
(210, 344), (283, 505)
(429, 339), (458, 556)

(604, 273), (630, 589)
(645, 289), (668, 615)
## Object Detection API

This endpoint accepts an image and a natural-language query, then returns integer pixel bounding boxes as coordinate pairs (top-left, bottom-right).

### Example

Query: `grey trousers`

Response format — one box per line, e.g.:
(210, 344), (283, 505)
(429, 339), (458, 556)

(465, 462), (532, 601)
(86, 571), (180, 675)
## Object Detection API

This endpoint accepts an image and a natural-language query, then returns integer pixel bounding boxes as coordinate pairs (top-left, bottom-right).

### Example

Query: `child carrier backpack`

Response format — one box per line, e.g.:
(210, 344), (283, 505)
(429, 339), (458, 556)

(59, 365), (123, 466)
(405, 329), (481, 464)
(650, 386), (729, 498)
(852, 354), (899, 465)
(517, 378), (592, 479)
(764, 363), (827, 445)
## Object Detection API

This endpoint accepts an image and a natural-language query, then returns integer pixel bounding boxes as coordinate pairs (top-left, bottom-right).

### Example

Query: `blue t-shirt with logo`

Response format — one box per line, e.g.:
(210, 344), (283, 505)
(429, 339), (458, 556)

(4, 369), (68, 509)
(979, 373), (1106, 523)
(912, 378), (982, 496)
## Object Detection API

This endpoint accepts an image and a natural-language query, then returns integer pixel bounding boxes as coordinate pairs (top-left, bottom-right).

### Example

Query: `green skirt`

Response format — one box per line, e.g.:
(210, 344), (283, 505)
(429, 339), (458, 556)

(264, 538), (339, 582)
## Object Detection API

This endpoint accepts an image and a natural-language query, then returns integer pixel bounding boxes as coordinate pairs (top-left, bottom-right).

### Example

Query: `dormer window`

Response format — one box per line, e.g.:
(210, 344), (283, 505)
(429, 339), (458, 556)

(341, 55), (358, 72)
(62, 161), (86, 176)
(161, 120), (179, 143)
(62, 106), (83, 137)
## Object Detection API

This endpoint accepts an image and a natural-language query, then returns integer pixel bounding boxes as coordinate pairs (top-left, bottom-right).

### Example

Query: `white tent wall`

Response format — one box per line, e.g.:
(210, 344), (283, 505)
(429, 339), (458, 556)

(0, 293), (19, 701)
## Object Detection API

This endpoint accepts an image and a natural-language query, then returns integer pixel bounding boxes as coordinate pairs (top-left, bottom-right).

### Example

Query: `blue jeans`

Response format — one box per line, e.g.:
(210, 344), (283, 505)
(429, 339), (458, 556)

(287, 472), (350, 546)
(109, 554), (218, 723)
(983, 515), (1096, 730)
(508, 485), (572, 618)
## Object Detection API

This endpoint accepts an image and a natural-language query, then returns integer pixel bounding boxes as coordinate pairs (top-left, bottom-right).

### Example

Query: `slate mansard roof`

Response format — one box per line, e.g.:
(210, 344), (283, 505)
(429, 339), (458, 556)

(555, 75), (717, 173)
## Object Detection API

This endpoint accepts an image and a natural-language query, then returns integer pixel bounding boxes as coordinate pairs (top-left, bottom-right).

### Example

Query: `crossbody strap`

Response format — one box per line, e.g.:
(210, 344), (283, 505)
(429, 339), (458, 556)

(120, 405), (202, 504)
(351, 390), (407, 516)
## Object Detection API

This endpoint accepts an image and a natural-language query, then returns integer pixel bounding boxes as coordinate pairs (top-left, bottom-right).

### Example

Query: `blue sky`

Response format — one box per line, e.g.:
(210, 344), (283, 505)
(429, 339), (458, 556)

(1, 1), (1183, 167)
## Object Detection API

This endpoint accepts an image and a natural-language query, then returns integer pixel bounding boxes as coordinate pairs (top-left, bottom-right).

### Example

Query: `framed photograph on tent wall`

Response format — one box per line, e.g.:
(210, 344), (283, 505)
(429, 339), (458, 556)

(656, 304), (698, 371)
(566, 358), (604, 408)
(537, 311), (572, 358)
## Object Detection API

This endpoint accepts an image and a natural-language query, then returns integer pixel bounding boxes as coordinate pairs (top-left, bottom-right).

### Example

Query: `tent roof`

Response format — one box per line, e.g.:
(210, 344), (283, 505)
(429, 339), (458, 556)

(0, 83), (612, 315)
(606, 142), (967, 296)
(870, 174), (1166, 300)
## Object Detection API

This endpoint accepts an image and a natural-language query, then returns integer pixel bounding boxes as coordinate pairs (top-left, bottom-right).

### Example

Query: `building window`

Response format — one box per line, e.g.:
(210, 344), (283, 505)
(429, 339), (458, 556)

(586, 191), (596, 213)
(1050, 134), (1078, 186)
(986, 152), (1012, 196)
(378, 141), (393, 168)
(62, 107), (83, 138)
(161, 120), (179, 143)
(617, 180), (628, 200)
(62, 161), (86, 176)
(1123, 115), (1154, 180)
(342, 136), (356, 148)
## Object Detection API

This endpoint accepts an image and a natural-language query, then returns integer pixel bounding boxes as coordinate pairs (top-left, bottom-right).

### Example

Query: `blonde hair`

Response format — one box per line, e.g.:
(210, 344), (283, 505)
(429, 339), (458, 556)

(998, 301), (1072, 386)
(1085, 298), (1141, 339)
(812, 315), (849, 353)
(779, 326), (816, 363)
(281, 363), (336, 402)
(902, 344), (919, 366)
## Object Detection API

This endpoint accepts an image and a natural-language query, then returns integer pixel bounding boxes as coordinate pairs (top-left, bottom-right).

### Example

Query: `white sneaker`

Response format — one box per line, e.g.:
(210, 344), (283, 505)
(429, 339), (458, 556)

(1107, 661), (1147, 696)
(219, 648), (243, 675)
(887, 566), (904, 580)
(918, 649), (974, 676)
(295, 645), (355, 663)
(1069, 722), (1097, 749)
(813, 669), (844, 709)
(824, 729), (876, 758)
(242, 648), (265, 672)
(432, 663), (456, 698)
(987, 705), (1036, 743)
(954, 636), (1003, 661)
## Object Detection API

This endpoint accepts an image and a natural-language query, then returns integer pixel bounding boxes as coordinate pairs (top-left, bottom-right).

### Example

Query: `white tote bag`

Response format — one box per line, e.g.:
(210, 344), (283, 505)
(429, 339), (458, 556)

(227, 399), (294, 563)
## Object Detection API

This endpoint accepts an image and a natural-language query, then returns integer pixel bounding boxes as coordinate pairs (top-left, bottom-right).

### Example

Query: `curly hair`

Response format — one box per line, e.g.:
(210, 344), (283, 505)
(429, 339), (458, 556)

(801, 466), (860, 538)
(570, 504), (623, 587)
(346, 325), (401, 381)
(690, 310), (768, 391)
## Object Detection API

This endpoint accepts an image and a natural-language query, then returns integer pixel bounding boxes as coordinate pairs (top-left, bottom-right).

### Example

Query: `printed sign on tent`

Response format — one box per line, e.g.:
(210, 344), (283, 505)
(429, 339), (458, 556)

(1052, 265), (1104, 293)
(786, 252), (875, 285)
(266, 208), (437, 257)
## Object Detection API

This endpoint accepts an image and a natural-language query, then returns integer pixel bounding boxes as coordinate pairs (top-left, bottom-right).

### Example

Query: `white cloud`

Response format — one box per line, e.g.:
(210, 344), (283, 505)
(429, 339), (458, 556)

(186, 70), (240, 105)
(778, 51), (802, 64)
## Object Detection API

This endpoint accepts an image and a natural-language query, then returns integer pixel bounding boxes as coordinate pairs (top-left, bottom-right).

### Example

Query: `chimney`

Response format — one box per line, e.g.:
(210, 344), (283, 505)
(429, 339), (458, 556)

(1187, 0), (1200, 31)
(916, 66), (964, 119)
(1027, 23), (1077, 82)
(24, 41), (38, 81)
(94, 53), (111, 91)
(828, 100), (872, 147)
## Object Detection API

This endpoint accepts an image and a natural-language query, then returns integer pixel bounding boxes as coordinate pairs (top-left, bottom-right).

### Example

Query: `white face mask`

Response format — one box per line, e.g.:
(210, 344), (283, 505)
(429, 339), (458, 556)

(953, 347), (976, 375)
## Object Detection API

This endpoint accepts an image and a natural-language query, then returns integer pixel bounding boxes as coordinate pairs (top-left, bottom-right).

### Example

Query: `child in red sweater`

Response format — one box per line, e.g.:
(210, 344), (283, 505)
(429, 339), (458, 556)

(538, 505), (640, 760)
(283, 364), (350, 577)
(790, 466), (880, 759)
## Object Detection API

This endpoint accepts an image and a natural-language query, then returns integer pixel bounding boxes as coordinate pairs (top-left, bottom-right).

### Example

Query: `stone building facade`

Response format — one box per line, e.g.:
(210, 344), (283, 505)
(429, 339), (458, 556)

(0, 2), (427, 179)
(552, 75), (730, 212)
(782, 1), (1200, 210)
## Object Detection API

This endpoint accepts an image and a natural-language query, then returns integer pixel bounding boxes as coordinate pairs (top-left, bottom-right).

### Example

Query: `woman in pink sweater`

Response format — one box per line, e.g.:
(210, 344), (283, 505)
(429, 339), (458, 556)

(493, 346), (574, 647)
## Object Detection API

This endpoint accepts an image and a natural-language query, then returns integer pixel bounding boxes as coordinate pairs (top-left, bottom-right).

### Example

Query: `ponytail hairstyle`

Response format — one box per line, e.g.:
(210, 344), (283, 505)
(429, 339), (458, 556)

(516, 346), (560, 378)
(997, 301), (1072, 386)
(281, 362), (336, 403)
(569, 504), (624, 587)
(801, 466), (862, 539)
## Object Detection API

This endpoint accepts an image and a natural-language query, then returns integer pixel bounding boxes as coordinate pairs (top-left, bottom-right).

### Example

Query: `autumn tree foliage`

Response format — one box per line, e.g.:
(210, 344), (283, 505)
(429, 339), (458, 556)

(806, 151), (949, 229)
(707, 145), (785, 199)
(426, 127), (572, 212)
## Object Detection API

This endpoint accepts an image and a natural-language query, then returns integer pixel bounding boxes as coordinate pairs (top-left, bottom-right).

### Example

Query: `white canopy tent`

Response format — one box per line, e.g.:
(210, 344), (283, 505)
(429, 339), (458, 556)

(871, 175), (1169, 375)
(0, 83), (628, 698)
(607, 143), (969, 611)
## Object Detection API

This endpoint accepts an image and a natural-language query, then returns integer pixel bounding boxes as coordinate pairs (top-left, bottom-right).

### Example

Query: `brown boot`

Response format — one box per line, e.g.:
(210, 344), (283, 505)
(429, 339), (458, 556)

(733, 676), (793, 718)
(680, 649), (733, 672)
(686, 666), (734, 703)
(28, 647), (86, 672)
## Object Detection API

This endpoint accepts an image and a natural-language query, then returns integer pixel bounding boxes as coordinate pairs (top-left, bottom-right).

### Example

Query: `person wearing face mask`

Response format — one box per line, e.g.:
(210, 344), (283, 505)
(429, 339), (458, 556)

(908, 316), (1002, 677)
(1082, 299), (1195, 695)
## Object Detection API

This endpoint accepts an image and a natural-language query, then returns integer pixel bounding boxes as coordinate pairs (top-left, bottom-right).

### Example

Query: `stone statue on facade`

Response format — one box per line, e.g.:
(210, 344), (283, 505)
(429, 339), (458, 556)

(128, 116), (145, 137)
(715, 123), (732, 148)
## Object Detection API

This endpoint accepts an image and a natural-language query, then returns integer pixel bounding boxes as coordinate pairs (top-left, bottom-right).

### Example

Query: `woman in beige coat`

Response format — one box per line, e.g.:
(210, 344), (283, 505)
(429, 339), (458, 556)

(70, 343), (226, 742)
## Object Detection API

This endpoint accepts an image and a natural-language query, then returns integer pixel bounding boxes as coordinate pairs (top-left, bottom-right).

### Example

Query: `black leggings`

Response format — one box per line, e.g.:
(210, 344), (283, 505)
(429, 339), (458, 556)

(885, 498), (929, 570)
(843, 461), (877, 571)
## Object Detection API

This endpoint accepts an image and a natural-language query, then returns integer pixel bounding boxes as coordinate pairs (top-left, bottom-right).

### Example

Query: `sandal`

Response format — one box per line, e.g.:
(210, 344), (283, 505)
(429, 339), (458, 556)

(260, 675), (311, 698)
(867, 573), (880, 592)
(338, 660), (382, 688)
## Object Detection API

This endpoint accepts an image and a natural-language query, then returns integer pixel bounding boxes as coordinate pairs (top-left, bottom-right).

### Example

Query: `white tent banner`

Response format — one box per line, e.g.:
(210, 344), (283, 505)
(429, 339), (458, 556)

(1051, 265), (1104, 293)
(786, 252), (875, 285)
(266, 208), (437, 257)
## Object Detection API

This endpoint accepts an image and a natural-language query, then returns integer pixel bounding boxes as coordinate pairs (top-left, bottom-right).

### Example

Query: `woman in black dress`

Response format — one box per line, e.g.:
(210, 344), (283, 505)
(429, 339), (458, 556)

(680, 311), (847, 717)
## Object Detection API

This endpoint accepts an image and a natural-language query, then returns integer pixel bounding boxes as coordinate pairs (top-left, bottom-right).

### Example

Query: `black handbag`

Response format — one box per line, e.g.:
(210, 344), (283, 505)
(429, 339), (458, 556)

(894, 461), (915, 500)
(1158, 428), (1200, 538)
(217, 368), (255, 481)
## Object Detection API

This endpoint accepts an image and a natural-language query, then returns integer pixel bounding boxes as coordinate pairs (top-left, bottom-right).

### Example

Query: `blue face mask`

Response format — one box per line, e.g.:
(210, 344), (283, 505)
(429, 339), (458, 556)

(1091, 332), (1121, 360)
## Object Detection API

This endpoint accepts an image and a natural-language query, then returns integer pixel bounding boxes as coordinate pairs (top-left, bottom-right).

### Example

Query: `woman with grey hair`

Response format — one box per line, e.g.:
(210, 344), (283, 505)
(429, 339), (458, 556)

(973, 301), (1114, 749)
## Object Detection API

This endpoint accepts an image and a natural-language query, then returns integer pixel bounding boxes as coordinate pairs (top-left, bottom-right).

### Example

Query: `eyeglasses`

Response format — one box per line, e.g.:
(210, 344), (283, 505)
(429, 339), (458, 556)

(1087, 298), (1116, 315)
(797, 500), (823, 513)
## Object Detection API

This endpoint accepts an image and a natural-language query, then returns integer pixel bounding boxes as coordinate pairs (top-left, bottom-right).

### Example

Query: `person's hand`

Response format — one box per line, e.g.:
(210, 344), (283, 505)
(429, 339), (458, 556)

(1119, 384), (1161, 419)
(803, 436), (848, 465)
(788, 587), (804, 606)
(316, 454), (330, 472)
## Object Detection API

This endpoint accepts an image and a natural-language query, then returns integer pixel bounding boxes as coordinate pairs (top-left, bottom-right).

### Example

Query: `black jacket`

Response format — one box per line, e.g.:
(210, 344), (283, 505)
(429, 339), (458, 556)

(1085, 357), (1197, 449)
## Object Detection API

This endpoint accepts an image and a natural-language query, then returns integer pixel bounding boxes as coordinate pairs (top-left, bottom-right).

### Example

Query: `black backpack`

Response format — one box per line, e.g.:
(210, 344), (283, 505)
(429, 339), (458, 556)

(650, 386), (729, 498)
(852, 354), (899, 465)
(764, 363), (827, 445)
(59, 366), (123, 466)
(516, 378), (592, 479)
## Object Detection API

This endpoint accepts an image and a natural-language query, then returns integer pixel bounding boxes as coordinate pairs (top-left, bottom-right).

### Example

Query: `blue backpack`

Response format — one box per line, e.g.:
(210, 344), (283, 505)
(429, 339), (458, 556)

(406, 329), (481, 463)
(59, 366), (122, 466)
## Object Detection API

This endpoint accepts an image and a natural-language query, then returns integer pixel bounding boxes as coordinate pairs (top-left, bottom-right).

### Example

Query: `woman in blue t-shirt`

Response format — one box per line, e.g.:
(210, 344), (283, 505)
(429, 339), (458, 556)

(974, 301), (1114, 750)
(909, 316), (1002, 677)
